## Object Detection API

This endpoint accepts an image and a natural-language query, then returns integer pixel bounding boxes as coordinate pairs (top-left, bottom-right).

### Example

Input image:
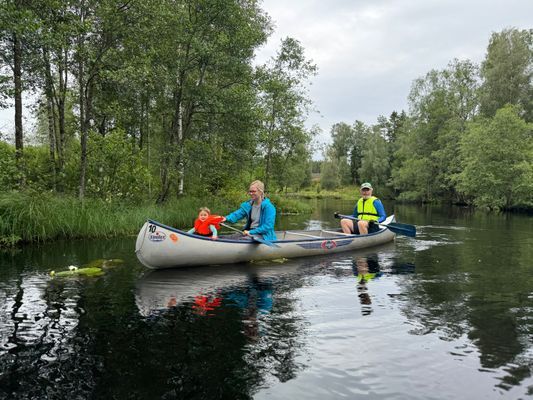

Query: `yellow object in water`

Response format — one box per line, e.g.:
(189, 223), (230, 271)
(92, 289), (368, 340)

(50, 267), (104, 277)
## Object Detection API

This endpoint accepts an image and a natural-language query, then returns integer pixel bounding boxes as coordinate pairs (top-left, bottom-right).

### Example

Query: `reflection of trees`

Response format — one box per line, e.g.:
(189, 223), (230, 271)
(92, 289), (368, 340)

(0, 237), (137, 399)
(126, 272), (308, 399)
(0, 241), (310, 399)
(0, 272), (93, 399)
(397, 221), (533, 390)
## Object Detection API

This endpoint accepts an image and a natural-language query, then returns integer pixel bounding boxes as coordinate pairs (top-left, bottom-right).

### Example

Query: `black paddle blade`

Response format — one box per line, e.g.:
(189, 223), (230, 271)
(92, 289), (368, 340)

(251, 236), (280, 248)
(386, 223), (416, 238)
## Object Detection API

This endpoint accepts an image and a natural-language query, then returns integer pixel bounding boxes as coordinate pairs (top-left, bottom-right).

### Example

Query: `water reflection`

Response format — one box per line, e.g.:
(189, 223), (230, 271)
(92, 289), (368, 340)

(354, 256), (382, 315)
(135, 261), (313, 395)
(0, 202), (532, 398)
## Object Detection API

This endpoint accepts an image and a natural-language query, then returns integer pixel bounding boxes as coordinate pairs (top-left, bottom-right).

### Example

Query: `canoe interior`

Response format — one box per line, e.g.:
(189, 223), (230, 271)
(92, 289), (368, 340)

(217, 228), (357, 241)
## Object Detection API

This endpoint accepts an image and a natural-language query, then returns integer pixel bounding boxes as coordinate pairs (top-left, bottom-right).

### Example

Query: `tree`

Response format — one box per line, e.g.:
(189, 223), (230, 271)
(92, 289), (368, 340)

(479, 28), (533, 122)
(328, 120), (370, 185)
(256, 37), (317, 191)
(0, 0), (39, 166)
(458, 105), (533, 209)
(358, 126), (390, 194)
(320, 147), (341, 190)
(132, 0), (272, 202)
(392, 59), (479, 201)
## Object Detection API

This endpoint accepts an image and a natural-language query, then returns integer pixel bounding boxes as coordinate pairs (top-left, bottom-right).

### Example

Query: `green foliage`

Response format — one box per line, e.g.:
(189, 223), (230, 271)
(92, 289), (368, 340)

(269, 194), (313, 214)
(256, 37), (317, 191)
(320, 162), (341, 190)
(392, 157), (434, 202)
(0, 141), (18, 188)
(85, 130), (150, 201)
(358, 126), (390, 195)
(479, 29), (533, 122)
(458, 105), (533, 209)
(328, 121), (370, 185)
(393, 59), (479, 202)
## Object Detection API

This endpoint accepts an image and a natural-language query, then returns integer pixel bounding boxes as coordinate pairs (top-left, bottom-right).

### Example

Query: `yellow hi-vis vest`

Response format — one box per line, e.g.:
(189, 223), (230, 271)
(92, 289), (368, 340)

(357, 196), (379, 221)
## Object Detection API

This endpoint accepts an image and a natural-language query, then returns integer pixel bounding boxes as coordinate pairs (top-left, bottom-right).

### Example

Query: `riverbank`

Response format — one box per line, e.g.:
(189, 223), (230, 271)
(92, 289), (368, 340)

(292, 186), (533, 213)
(0, 191), (313, 247)
(287, 186), (359, 200)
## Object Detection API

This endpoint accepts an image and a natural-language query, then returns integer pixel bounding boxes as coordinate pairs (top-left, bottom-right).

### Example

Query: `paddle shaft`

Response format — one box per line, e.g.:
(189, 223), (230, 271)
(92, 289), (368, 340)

(220, 223), (278, 247)
(221, 222), (246, 235)
(334, 213), (416, 238)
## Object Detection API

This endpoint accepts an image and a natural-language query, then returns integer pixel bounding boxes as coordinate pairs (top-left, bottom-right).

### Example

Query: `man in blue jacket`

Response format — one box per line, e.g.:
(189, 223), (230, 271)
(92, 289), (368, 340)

(224, 180), (277, 241)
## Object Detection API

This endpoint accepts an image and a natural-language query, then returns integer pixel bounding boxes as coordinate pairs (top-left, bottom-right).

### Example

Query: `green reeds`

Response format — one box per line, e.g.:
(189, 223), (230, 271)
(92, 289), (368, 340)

(0, 191), (313, 247)
(0, 192), (222, 246)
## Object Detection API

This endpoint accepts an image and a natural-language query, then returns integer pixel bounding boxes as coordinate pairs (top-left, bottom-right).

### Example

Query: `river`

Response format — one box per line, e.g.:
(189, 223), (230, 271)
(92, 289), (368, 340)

(0, 200), (532, 399)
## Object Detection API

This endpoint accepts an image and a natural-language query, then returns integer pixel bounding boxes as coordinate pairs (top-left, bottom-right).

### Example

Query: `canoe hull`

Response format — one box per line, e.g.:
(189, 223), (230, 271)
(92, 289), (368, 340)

(135, 218), (396, 269)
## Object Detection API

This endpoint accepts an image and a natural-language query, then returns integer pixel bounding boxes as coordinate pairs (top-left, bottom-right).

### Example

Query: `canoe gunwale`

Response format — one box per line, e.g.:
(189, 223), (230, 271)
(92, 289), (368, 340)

(146, 218), (390, 244)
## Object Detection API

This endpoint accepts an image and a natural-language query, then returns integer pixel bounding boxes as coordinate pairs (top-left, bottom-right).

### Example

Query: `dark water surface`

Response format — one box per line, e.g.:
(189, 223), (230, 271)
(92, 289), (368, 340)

(1, 201), (532, 399)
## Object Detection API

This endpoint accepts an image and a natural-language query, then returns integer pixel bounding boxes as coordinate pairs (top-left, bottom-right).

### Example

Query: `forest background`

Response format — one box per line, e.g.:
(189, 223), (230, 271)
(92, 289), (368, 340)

(0, 0), (531, 245)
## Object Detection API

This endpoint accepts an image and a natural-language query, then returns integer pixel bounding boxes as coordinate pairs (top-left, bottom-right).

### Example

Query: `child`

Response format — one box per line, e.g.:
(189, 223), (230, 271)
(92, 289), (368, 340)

(187, 207), (225, 239)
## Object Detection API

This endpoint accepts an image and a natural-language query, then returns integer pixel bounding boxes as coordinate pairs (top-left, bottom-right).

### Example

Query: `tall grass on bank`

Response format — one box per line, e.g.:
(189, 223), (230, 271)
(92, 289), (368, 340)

(0, 192), (220, 246)
(0, 191), (313, 246)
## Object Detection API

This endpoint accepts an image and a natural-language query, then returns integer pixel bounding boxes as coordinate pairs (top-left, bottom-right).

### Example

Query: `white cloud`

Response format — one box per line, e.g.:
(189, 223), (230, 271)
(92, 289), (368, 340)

(256, 0), (533, 148)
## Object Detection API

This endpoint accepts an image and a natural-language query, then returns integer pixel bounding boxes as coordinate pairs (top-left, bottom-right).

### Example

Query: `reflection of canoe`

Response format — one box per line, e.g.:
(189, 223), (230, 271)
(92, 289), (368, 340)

(135, 216), (396, 269)
(135, 263), (298, 316)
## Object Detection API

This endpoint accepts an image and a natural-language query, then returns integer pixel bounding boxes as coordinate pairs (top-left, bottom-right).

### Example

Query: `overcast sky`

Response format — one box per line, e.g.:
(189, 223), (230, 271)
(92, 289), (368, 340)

(254, 0), (532, 149)
(1, 0), (531, 150)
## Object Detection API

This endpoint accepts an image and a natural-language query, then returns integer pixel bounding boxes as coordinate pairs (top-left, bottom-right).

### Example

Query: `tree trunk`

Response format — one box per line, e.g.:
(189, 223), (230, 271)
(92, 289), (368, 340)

(156, 111), (173, 204)
(177, 101), (184, 195)
(56, 52), (67, 172)
(43, 48), (57, 190)
(78, 56), (87, 200)
(13, 32), (23, 163)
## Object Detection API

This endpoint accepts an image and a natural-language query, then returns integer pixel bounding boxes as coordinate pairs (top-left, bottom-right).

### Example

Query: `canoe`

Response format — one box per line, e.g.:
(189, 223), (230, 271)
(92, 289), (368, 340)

(135, 215), (397, 269)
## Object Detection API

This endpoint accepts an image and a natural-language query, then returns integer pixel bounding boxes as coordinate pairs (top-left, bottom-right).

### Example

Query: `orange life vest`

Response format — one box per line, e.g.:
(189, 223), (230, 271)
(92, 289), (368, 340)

(193, 215), (224, 235)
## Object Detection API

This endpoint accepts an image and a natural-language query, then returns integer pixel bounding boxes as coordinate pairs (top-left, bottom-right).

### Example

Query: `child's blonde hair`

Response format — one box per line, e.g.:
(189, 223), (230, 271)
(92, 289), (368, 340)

(199, 207), (211, 214)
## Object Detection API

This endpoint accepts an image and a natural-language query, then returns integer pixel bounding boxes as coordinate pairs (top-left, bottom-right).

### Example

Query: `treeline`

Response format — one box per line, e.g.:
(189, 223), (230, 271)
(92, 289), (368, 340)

(0, 0), (317, 202)
(321, 28), (532, 210)
(1, 3), (531, 212)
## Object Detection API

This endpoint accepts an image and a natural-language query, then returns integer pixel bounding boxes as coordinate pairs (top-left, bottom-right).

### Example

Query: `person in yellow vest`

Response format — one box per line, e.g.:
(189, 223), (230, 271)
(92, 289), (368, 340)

(340, 182), (387, 234)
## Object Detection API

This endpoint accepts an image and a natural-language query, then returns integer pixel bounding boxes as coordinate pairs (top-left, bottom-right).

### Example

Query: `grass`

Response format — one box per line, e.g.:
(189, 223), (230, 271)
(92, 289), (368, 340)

(0, 191), (313, 247)
(289, 186), (360, 200)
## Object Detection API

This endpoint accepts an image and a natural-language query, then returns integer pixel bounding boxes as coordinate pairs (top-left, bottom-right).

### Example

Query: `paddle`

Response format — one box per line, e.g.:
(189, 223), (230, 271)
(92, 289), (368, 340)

(220, 223), (280, 248)
(334, 213), (416, 238)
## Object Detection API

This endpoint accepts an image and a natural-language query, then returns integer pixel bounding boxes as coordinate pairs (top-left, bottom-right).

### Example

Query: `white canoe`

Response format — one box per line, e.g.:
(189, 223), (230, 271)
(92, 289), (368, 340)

(135, 215), (396, 269)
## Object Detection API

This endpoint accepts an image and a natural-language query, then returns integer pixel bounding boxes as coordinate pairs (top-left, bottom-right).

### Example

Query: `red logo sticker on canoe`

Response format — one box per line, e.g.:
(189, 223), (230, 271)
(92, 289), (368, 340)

(321, 240), (337, 250)
(169, 233), (178, 243)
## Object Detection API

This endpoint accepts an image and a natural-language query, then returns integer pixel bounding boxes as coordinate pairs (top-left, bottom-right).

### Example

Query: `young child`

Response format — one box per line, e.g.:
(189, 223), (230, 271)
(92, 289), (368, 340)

(187, 207), (225, 239)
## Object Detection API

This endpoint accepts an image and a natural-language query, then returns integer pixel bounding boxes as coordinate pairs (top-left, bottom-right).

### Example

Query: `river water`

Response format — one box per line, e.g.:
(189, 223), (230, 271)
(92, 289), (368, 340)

(0, 200), (532, 399)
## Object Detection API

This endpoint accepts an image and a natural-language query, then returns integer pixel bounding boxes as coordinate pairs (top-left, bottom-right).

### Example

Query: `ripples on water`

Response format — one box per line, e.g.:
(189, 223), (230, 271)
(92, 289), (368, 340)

(1, 205), (533, 399)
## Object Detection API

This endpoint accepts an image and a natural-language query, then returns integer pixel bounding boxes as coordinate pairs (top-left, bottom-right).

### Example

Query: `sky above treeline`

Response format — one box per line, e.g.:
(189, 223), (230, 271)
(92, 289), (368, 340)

(254, 0), (533, 149)
(1, 0), (532, 152)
